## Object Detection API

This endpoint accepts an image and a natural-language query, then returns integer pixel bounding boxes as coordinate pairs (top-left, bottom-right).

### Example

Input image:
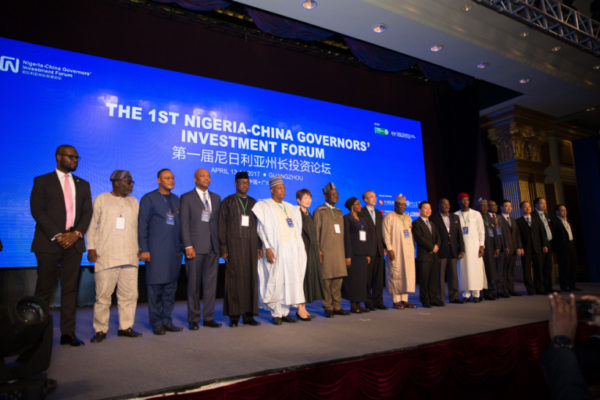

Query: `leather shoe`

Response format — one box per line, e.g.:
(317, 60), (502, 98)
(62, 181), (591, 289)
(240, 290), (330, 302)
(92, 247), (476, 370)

(450, 299), (464, 304)
(296, 312), (311, 321)
(188, 322), (199, 331)
(91, 331), (106, 343)
(358, 305), (370, 313)
(281, 315), (297, 323)
(230, 320), (238, 327)
(422, 303), (432, 308)
(432, 301), (445, 307)
(60, 334), (85, 346)
(473, 297), (483, 303)
(393, 302), (405, 310)
(333, 309), (350, 316)
(203, 320), (222, 328)
(350, 303), (363, 313)
(510, 291), (522, 296)
(164, 323), (183, 332)
(153, 326), (166, 335)
(273, 317), (282, 325)
(118, 327), (142, 338)
(324, 309), (334, 318)
(484, 295), (497, 301)
(243, 317), (261, 326)
(403, 302), (417, 309)
(375, 304), (387, 310)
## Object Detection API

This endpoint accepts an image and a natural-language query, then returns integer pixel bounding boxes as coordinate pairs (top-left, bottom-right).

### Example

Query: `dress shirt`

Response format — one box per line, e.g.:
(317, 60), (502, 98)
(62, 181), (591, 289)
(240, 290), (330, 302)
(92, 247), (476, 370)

(55, 169), (77, 228)
(537, 210), (553, 240)
(441, 214), (450, 232)
(560, 218), (574, 241)
(195, 187), (212, 213)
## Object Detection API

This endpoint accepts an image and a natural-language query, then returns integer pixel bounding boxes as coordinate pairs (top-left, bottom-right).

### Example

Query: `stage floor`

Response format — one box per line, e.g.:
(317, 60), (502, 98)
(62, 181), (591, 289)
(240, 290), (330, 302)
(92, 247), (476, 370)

(43, 282), (599, 400)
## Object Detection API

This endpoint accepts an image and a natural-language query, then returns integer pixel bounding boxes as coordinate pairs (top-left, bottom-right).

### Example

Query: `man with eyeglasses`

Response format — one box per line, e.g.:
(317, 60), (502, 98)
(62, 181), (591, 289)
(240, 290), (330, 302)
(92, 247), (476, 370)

(30, 144), (93, 346)
(87, 170), (141, 343)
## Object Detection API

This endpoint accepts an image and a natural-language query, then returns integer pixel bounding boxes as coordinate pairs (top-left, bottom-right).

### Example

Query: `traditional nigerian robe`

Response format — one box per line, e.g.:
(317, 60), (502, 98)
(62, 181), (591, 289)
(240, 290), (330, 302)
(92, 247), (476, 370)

(383, 212), (415, 294)
(455, 209), (488, 291)
(253, 199), (306, 307)
(314, 204), (347, 279)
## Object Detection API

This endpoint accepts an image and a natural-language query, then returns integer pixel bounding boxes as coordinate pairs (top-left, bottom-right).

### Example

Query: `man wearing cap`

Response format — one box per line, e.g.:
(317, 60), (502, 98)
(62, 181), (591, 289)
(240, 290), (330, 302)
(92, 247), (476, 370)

(30, 144), (93, 346)
(455, 193), (487, 302)
(181, 168), (222, 329)
(383, 195), (417, 309)
(314, 182), (348, 317)
(252, 176), (306, 325)
(138, 169), (183, 335)
(87, 170), (141, 343)
(218, 171), (262, 327)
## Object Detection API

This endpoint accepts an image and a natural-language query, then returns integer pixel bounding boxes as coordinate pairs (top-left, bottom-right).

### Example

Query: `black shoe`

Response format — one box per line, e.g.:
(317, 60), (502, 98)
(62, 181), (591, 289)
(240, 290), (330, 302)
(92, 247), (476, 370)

(324, 309), (334, 318)
(433, 301), (445, 307)
(281, 315), (297, 323)
(164, 323), (183, 332)
(44, 378), (58, 395)
(333, 309), (350, 316)
(273, 317), (282, 325)
(203, 320), (222, 328)
(573, 287), (582, 291)
(473, 297), (483, 303)
(295, 312), (311, 321)
(60, 334), (85, 346)
(422, 303), (432, 308)
(118, 327), (142, 338)
(153, 326), (166, 335)
(230, 316), (240, 327)
(450, 299), (464, 304)
(91, 331), (106, 343)
(243, 316), (261, 326)
(375, 304), (387, 310)
(510, 291), (522, 296)
(498, 292), (509, 298)
(484, 295), (497, 301)
(188, 322), (199, 331)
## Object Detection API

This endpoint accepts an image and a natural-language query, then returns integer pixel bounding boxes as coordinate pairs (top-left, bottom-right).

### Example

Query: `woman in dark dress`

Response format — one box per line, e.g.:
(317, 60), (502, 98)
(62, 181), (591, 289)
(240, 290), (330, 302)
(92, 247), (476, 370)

(296, 189), (325, 321)
(343, 197), (371, 313)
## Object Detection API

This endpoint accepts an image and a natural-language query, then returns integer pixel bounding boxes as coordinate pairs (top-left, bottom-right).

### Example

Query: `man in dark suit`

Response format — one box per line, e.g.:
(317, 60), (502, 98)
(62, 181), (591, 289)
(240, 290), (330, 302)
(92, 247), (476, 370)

(478, 199), (501, 301)
(30, 144), (92, 346)
(360, 190), (386, 310)
(517, 201), (546, 295)
(138, 169), (184, 335)
(412, 201), (441, 308)
(180, 168), (222, 329)
(499, 200), (523, 296)
(430, 198), (465, 304)
(552, 204), (579, 292)
(533, 197), (554, 293)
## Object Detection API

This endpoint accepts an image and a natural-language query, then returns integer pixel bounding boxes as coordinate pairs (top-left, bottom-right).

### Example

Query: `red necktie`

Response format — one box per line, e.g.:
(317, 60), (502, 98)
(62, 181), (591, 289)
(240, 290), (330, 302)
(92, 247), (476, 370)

(64, 174), (74, 230)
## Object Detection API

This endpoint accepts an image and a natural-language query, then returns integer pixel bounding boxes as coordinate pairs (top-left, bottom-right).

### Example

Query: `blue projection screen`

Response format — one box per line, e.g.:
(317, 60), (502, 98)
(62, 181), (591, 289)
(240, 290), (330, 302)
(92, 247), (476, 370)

(0, 37), (427, 267)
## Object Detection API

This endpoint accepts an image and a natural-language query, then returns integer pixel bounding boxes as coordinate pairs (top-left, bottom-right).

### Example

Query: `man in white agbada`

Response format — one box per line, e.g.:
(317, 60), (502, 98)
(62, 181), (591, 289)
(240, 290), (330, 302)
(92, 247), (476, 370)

(252, 176), (307, 325)
(383, 195), (417, 309)
(454, 193), (487, 302)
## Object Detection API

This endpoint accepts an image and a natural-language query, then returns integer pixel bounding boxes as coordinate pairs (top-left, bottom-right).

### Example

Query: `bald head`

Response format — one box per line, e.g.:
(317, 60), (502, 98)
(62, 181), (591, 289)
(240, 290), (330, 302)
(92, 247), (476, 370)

(194, 168), (211, 190)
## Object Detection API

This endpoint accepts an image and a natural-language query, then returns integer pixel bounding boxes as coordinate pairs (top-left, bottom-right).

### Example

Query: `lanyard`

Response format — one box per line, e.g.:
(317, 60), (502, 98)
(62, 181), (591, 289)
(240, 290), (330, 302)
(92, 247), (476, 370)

(327, 205), (337, 222)
(460, 210), (469, 226)
(277, 202), (288, 217)
(161, 194), (172, 213)
(236, 194), (249, 215)
(398, 213), (407, 228)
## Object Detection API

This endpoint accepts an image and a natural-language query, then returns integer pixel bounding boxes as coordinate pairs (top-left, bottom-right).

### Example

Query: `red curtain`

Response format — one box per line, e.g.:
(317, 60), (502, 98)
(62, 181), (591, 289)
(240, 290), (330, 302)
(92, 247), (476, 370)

(148, 322), (570, 400)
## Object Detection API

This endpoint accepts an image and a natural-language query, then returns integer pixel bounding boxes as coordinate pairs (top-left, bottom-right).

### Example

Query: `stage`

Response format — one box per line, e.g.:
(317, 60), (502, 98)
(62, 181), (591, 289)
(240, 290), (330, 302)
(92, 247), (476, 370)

(43, 283), (599, 399)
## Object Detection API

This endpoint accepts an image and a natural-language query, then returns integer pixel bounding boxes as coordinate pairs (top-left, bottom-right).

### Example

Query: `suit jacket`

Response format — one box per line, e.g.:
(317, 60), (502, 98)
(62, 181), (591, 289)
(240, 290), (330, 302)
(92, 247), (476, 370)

(138, 190), (183, 284)
(517, 215), (546, 255)
(482, 213), (502, 253)
(359, 206), (385, 257)
(30, 171), (92, 254)
(180, 188), (220, 255)
(499, 214), (522, 255)
(412, 218), (441, 262)
(532, 211), (552, 248)
(430, 212), (464, 259)
(552, 218), (575, 251)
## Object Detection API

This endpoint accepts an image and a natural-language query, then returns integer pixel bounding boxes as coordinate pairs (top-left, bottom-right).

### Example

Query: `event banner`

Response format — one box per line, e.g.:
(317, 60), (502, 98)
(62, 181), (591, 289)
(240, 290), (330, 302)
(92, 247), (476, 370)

(0, 37), (427, 267)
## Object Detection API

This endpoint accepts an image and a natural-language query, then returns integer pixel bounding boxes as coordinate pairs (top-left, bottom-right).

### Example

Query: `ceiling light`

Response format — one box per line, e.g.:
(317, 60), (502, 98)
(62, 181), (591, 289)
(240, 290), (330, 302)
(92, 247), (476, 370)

(462, 4), (472, 12)
(372, 24), (387, 33)
(519, 77), (531, 84)
(301, 0), (317, 9)
(429, 45), (443, 52)
(476, 62), (489, 69)
(593, 65), (600, 70)
(586, 106), (596, 112)
(551, 46), (561, 52)
(519, 31), (529, 38)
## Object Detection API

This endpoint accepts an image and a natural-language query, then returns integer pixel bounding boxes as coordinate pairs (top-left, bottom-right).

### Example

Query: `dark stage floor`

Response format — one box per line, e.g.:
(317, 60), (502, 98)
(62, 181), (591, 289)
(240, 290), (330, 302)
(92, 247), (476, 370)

(41, 282), (599, 399)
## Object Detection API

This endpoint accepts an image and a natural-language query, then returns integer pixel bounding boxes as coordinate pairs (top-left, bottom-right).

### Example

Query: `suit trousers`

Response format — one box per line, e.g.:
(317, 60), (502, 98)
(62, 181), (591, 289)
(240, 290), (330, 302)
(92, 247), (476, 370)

(504, 253), (517, 293)
(365, 254), (385, 307)
(321, 277), (343, 311)
(557, 241), (578, 290)
(418, 258), (440, 306)
(439, 258), (459, 302)
(185, 252), (218, 323)
(493, 253), (505, 295)
(93, 265), (138, 333)
(541, 249), (554, 292)
(522, 251), (543, 294)
(34, 248), (82, 335)
(147, 281), (177, 329)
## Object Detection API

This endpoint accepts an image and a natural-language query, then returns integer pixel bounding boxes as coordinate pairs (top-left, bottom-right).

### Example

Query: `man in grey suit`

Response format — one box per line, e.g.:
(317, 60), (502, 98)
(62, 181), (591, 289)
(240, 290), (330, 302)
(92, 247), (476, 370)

(180, 168), (222, 329)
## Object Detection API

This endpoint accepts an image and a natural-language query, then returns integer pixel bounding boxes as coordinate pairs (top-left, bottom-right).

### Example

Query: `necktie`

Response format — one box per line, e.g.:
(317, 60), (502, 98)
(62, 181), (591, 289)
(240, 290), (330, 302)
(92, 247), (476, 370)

(64, 173), (74, 230)
(204, 192), (211, 213)
(505, 216), (511, 228)
(425, 219), (432, 234)
(369, 208), (375, 224)
(492, 214), (497, 224)
(526, 217), (531, 227)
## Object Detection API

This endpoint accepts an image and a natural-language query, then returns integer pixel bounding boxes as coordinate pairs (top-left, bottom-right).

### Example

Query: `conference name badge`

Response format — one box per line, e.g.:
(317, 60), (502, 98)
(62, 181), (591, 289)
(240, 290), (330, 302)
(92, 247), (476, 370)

(334, 223), (341, 234)
(403, 229), (410, 238)
(166, 211), (175, 225)
(488, 228), (494, 238)
(359, 230), (366, 242)
(241, 215), (250, 227)
(286, 217), (294, 228)
(115, 216), (125, 230)
(462, 226), (469, 235)
(201, 210), (210, 222)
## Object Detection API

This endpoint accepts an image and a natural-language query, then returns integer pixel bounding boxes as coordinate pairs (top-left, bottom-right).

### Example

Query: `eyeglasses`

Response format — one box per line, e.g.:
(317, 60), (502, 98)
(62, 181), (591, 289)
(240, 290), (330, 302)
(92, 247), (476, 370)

(60, 154), (80, 160)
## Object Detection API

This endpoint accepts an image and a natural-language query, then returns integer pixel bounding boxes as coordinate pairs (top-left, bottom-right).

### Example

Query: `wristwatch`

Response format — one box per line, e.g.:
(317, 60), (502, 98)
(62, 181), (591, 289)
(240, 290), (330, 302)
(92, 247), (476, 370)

(552, 335), (574, 350)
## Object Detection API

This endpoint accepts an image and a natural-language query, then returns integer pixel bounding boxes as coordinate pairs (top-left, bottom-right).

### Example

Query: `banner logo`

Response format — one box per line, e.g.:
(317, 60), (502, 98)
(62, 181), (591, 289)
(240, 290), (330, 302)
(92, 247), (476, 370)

(0, 56), (20, 73)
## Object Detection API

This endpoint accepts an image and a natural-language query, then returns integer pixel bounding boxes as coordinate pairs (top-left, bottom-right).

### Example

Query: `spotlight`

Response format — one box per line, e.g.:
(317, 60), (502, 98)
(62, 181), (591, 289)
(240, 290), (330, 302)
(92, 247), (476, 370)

(373, 24), (387, 33)
(476, 62), (489, 69)
(430, 45), (443, 52)
(301, 0), (317, 10)
(519, 77), (531, 84)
